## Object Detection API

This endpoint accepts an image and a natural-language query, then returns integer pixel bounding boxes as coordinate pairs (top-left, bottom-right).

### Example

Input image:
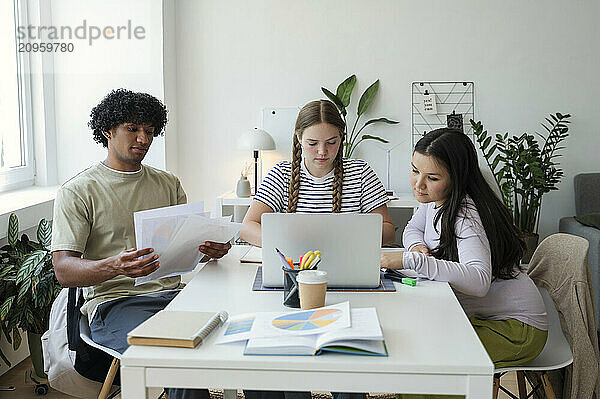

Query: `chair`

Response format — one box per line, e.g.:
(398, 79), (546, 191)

(79, 314), (121, 399)
(67, 287), (121, 399)
(493, 287), (573, 399)
(559, 172), (600, 334)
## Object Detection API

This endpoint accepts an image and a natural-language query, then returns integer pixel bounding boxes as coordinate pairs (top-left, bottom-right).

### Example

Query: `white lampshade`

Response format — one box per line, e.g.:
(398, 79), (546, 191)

(237, 127), (276, 151)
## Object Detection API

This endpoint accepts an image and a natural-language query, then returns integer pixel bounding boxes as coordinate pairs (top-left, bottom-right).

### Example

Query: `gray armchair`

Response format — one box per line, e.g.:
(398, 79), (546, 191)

(559, 173), (600, 334)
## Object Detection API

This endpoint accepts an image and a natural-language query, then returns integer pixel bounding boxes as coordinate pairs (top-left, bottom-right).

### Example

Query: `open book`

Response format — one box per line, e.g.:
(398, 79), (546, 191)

(127, 310), (228, 348)
(244, 308), (387, 356)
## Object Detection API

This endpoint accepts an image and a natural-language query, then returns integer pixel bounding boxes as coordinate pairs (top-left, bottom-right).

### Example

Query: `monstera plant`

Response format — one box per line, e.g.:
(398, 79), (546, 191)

(322, 74), (399, 158)
(0, 213), (60, 377)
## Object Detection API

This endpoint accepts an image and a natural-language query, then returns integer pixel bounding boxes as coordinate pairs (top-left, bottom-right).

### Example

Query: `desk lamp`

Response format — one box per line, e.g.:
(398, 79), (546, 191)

(237, 127), (276, 194)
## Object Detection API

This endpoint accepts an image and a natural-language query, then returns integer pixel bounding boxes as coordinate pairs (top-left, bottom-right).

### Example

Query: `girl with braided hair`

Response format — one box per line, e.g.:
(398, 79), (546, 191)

(241, 100), (392, 399)
(241, 99), (395, 247)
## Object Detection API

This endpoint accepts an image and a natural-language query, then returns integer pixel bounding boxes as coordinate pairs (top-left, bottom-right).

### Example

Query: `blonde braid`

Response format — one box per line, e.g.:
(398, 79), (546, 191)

(287, 134), (303, 213)
(331, 143), (344, 213)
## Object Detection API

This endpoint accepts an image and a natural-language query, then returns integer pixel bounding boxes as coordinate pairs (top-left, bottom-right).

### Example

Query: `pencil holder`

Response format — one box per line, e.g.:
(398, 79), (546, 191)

(282, 267), (301, 308)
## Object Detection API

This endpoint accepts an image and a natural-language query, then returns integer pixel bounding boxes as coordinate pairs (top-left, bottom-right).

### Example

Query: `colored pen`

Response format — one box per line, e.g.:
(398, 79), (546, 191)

(275, 248), (292, 270)
(286, 257), (295, 270)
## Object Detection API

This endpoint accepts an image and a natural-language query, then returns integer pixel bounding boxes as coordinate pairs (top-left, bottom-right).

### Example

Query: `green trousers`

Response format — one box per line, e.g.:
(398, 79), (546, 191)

(396, 317), (548, 399)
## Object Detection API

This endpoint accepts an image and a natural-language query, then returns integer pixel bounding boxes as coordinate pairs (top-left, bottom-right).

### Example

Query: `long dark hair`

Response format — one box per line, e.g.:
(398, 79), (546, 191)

(414, 128), (525, 279)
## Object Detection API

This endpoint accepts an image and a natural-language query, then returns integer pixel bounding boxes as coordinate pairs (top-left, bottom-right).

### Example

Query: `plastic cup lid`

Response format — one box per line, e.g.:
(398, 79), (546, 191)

(296, 270), (327, 284)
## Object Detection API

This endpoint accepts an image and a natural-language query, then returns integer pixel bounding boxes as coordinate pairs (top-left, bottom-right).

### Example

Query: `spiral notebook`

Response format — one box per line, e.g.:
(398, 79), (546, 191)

(127, 310), (228, 348)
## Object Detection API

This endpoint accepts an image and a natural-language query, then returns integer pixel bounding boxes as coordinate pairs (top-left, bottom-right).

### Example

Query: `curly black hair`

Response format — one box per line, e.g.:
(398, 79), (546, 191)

(88, 89), (168, 147)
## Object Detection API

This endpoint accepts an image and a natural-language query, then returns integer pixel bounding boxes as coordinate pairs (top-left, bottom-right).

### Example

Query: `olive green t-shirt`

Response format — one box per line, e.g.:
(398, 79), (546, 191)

(51, 162), (187, 320)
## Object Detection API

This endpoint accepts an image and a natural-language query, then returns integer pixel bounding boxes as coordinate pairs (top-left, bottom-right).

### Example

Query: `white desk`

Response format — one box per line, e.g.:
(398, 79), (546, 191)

(120, 246), (493, 398)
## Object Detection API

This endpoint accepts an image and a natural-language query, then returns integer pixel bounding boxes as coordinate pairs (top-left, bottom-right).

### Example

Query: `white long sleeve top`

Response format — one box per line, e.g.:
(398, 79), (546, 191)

(402, 198), (548, 331)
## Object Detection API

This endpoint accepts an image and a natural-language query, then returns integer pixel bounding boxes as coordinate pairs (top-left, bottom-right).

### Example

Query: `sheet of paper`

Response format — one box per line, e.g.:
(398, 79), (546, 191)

(135, 215), (242, 285)
(134, 202), (206, 251)
(421, 93), (437, 114)
(249, 301), (351, 339)
(240, 246), (262, 263)
(215, 313), (257, 344)
(140, 212), (210, 256)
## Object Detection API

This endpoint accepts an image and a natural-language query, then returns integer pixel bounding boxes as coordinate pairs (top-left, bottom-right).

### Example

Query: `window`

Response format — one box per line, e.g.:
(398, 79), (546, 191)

(0, 0), (34, 192)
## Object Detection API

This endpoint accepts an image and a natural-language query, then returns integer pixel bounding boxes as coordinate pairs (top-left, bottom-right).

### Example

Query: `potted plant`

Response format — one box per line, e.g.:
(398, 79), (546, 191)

(322, 74), (399, 158)
(0, 213), (61, 379)
(470, 113), (571, 262)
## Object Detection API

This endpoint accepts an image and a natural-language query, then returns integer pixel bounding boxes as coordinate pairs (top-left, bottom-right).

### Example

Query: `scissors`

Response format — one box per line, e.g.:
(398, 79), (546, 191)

(300, 250), (321, 270)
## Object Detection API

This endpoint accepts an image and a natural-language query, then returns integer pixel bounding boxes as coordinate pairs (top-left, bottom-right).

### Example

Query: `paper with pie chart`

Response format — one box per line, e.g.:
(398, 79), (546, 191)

(250, 301), (351, 338)
(272, 308), (343, 331)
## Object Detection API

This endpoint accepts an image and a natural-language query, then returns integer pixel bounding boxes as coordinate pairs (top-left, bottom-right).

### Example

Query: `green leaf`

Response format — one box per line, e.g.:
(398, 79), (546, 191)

(362, 117), (399, 127)
(18, 279), (31, 302)
(491, 155), (501, 171)
(361, 134), (389, 143)
(8, 214), (18, 247)
(12, 327), (21, 351)
(37, 219), (52, 249)
(321, 87), (346, 116)
(482, 136), (492, 151)
(16, 250), (46, 284)
(357, 80), (380, 116)
(0, 297), (14, 320)
(336, 75), (356, 107)
(478, 131), (488, 144)
(33, 254), (50, 277)
(0, 265), (14, 279)
(485, 144), (498, 160)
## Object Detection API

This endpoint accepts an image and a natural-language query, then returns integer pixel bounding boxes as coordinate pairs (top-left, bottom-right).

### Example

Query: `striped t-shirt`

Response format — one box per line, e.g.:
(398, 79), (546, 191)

(254, 158), (389, 213)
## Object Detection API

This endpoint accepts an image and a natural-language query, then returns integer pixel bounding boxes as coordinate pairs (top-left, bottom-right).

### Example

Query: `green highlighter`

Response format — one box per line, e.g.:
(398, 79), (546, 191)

(401, 277), (417, 286)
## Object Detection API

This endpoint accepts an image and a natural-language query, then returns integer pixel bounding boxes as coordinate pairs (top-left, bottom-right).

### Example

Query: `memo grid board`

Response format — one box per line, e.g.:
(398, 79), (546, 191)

(411, 82), (474, 149)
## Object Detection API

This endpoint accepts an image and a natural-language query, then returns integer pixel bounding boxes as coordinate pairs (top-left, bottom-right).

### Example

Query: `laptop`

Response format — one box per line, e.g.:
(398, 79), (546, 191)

(261, 213), (382, 288)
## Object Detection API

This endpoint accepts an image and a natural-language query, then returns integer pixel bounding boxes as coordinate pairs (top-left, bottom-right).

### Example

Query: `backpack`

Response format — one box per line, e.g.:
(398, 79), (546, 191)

(42, 288), (118, 398)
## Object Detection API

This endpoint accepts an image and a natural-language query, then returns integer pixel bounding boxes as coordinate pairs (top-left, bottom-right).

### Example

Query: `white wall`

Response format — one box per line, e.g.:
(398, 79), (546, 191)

(49, 0), (166, 183)
(171, 0), (600, 239)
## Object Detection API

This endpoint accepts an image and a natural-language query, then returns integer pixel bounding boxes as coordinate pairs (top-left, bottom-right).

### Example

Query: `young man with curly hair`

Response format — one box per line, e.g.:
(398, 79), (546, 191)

(51, 89), (228, 399)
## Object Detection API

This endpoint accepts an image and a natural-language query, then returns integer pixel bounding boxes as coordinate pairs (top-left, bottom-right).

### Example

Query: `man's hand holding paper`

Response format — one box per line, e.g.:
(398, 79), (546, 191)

(199, 241), (232, 261)
(133, 203), (241, 285)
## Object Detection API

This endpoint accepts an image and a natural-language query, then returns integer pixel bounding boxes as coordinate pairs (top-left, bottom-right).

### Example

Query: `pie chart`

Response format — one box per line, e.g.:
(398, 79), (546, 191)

(272, 308), (342, 331)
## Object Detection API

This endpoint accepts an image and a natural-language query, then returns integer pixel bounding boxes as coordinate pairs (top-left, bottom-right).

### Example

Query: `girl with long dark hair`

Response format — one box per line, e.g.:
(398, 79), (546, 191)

(382, 128), (548, 375)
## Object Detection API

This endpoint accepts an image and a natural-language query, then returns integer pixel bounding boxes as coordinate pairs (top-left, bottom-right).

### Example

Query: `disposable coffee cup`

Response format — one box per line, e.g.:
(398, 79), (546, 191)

(297, 270), (328, 310)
